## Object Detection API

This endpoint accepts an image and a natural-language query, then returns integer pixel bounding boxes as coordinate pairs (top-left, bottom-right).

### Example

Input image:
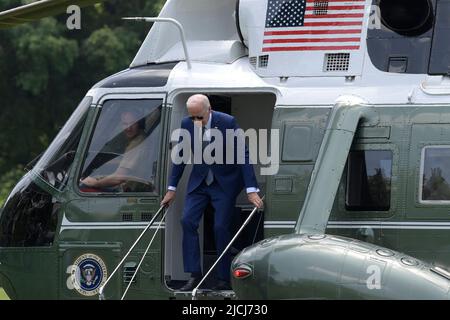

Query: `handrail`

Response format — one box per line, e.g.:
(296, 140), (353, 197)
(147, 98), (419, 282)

(191, 196), (265, 300)
(121, 209), (167, 300)
(99, 205), (165, 300)
(122, 17), (192, 69)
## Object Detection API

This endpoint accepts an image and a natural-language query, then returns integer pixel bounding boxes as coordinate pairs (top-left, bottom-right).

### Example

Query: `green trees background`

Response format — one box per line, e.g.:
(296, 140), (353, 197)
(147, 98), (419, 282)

(0, 0), (165, 205)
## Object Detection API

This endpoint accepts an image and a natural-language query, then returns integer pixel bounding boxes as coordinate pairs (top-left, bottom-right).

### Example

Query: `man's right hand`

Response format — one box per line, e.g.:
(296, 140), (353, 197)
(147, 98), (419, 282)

(161, 190), (176, 207)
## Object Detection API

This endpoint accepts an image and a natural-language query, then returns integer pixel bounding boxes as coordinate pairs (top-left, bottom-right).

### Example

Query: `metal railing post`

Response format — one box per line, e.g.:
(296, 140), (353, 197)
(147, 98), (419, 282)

(98, 205), (165, 300)
(192, 196), (264, 300)
(121, 209), (168, 300)
(123, 17), (192, 69)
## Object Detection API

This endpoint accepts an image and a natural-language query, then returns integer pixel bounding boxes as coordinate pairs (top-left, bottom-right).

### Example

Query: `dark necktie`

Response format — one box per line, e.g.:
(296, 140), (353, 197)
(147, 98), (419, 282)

(202, 126), (214, 185)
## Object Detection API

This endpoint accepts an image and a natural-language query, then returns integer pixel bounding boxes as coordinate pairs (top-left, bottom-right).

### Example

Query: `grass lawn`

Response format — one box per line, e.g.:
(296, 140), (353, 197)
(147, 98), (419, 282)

(0, 288), (10, 300)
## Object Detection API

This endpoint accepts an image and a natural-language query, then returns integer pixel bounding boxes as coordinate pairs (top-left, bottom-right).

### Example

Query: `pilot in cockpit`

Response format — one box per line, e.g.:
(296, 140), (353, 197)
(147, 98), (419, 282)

(80, 108), (155, 192)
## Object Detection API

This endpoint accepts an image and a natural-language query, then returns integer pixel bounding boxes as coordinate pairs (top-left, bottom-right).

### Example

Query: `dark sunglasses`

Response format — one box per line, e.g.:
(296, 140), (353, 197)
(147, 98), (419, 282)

(189, 115), (204, 120)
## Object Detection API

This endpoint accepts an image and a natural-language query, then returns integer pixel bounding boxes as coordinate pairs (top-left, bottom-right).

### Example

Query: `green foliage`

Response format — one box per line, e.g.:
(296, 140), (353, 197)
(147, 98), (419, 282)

(0, 287), (9, 300)
(14, 18), (79, 95)
(82, 26), (140, 78)
(0, 165), (24, 207)
(0, 0), (166, 205)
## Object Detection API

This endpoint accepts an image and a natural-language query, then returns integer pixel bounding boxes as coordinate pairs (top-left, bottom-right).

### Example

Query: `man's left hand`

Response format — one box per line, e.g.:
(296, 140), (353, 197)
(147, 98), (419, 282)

(248, 192), (263, 208)
(80, 176), (97, 187)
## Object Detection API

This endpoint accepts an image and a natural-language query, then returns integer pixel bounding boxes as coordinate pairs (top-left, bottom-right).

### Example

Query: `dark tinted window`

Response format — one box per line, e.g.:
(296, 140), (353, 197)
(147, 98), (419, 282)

(34, 96), (91, 190)
(79, 99), (162, 193)
(346, 150), (392, 211)
(421, 147), (450, 201)
(0, 175), (58, 247)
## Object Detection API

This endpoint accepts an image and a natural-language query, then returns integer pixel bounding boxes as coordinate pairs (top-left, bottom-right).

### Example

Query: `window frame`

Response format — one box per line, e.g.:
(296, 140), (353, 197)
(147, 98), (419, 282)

(75, 93), (167, 197)
(345, 149), (393, 211)
(33, 96), (92, 192)
(418, 145), (450, 205)
(336, 143), (398, 219)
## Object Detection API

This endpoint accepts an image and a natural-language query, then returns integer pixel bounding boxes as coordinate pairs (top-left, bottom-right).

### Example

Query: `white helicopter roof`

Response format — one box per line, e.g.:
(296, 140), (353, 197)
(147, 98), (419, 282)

(89, 55), (450, 108)
(90, 0), (450, 107)
(133, 0), (370, 78)
(166, 57), (449, 107)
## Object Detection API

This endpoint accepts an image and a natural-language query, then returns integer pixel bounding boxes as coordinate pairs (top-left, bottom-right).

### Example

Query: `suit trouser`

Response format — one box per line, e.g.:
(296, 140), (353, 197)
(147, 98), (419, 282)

(181, 180), (235, 281)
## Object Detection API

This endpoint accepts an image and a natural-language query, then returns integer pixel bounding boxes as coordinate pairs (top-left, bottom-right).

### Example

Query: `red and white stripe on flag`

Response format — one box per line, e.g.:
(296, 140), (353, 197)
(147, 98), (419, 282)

(263, 0), (367, 52)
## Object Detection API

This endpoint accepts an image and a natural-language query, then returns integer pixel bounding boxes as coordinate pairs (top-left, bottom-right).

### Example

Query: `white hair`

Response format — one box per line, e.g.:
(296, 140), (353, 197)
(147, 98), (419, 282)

(186, 94), (210, 111)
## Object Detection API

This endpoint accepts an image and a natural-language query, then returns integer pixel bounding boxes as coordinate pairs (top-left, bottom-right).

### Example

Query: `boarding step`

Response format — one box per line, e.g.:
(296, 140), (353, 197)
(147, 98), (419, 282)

(172, 289), (236, 300)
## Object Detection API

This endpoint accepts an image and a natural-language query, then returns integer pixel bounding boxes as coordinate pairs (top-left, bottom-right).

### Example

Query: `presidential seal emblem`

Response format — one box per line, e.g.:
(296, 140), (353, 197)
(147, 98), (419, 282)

(71, 253), (108, 296)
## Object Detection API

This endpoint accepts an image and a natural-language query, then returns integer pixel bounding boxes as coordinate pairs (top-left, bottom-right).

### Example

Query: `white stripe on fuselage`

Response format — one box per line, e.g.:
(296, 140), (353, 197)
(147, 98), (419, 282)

(60, 215), (165, 233)
(60, 216), (450, 232)
(264, 221), (450, 230)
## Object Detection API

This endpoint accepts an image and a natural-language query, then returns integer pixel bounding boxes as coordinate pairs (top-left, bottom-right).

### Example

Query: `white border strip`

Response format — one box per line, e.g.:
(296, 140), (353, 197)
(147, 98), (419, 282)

(60, 215), (165, 232)
(264, 221), (296, 229)
(61, 217), (450, 232)
(328, 221), (450, 229)
(264, 220), (450, 230)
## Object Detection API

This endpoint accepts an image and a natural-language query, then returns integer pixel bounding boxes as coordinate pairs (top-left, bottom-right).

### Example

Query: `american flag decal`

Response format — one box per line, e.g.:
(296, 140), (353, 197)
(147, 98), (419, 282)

(263, 0), (366, 52)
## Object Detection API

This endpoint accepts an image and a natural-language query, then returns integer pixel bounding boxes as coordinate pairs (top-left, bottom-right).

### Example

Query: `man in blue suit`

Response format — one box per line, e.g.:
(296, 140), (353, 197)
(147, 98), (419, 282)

(161, 94), (263, 291)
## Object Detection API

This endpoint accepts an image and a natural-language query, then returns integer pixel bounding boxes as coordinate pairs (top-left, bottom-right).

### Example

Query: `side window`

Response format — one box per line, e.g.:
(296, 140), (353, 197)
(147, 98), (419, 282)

(346, 150), (393, 211)
(421, 147), (450, 201)
(79, 99), (162, 194)
(34, 96), (91, 190)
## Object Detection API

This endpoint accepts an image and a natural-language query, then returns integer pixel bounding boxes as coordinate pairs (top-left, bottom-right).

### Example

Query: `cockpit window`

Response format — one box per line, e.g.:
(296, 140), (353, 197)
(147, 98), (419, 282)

(79, 99), (162, 194)
(345, 150), (392, 211)
(34, 96), (91, 190)
(421, 147), (450, 201)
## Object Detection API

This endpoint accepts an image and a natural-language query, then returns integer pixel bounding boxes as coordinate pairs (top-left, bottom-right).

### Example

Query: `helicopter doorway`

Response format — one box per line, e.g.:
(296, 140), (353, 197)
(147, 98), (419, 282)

(164, 92), (276, 291)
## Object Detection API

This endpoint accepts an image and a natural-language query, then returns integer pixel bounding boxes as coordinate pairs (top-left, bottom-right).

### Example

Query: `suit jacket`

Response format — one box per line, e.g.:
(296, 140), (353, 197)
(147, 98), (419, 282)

(169, 111), (258, 196)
